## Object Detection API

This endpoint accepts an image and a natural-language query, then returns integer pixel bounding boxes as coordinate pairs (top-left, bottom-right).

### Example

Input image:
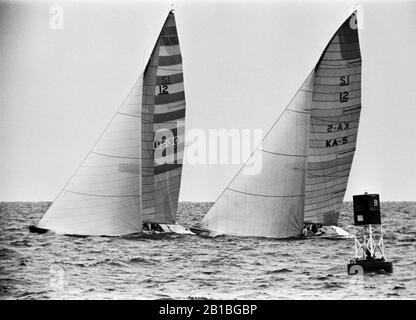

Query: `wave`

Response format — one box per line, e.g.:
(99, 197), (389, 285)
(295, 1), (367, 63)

(266, 268), (292, 274)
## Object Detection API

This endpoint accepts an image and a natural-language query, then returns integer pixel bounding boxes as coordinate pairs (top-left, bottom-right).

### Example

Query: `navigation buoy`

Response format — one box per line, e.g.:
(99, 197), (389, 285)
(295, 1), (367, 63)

(347, 193), (393, 274)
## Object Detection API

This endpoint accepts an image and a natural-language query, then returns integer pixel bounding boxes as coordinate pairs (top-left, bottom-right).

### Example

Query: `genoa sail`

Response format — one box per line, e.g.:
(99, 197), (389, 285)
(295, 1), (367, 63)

(304, 12), (361, 225)
(36, 11), (185, 236)
(37, 77), (144, 236)
(200, 72), (314, 238)
(200, 12), (361, 238)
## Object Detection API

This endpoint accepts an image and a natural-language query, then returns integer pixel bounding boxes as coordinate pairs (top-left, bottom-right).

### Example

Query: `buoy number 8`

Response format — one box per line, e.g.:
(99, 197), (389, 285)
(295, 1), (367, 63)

(374, 199), (378, 207)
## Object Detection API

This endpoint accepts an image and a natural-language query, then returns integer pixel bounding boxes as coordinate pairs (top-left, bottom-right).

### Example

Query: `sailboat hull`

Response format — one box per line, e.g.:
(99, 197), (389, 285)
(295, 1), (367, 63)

(190, 226), (304, 239)
(190, 225), (350, 239)
(188, 226), (213, 237)
(143, 223), (194, 235)
(29, 223), (194, 236)
(303, 224), (351, 239)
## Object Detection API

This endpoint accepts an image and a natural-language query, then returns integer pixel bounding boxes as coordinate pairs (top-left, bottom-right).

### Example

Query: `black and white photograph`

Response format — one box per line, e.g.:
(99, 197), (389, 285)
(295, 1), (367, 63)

(1, 0), (415, 305)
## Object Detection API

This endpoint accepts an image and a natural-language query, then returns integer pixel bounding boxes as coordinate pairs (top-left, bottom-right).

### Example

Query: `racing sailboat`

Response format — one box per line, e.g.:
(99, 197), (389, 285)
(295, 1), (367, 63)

(197, 11), (361, 238)
(30, 10), (192, 236)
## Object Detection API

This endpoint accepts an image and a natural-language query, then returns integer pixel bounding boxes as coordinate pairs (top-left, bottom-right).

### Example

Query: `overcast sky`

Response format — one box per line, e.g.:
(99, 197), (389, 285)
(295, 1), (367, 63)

(1, 0), (415, 202)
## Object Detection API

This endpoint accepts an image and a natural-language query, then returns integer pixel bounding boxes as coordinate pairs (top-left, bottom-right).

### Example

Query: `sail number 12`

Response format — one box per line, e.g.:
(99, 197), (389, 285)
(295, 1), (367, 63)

(158, 85), (169, 95)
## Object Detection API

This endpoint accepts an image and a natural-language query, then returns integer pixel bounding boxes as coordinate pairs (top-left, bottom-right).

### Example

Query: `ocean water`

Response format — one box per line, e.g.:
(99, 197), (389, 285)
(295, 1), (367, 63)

(0, 202), (415, 300)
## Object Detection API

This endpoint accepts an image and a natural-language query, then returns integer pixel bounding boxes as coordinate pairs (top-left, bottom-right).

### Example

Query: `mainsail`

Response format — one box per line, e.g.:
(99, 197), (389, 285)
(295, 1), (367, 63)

(141, 12), (185, 224)
(36, 11), (185, 236)
(200, 12), (361, 238)
(304, 13), (361, 225)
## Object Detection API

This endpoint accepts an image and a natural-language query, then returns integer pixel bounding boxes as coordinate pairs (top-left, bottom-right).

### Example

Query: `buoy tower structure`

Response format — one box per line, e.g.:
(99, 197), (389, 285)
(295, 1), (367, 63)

(347, 193), (393, 274)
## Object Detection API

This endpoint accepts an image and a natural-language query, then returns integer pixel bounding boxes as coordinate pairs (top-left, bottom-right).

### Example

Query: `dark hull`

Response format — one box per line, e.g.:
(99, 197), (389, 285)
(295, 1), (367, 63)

(28, 223), (194, 237)
(188, 226), (211, 237)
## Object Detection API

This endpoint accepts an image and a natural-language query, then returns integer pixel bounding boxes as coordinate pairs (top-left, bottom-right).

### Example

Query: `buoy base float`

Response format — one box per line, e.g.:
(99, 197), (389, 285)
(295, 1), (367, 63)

(347, 258), (393, 274)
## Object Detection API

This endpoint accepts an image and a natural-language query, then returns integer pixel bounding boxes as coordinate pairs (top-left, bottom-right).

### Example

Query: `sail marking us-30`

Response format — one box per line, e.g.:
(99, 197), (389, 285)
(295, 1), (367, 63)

(36, 11), (185, 236)
(141, 12), (185, 224)
(201, 12), (361, 238)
